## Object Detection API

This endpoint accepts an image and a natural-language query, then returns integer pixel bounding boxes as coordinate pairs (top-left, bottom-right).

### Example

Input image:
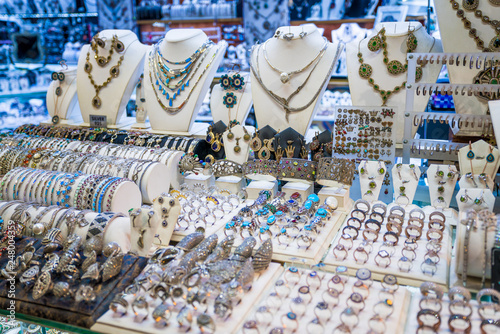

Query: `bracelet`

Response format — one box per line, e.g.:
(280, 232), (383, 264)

(316, 157), (356, 187)
(212, 160), (243, 177)
(242, 159), (278, 180)
(277, 158), (317, 183)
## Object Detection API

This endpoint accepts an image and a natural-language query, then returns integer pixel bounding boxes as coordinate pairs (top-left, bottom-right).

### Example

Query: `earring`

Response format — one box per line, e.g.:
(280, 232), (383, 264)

(377, 161), (385, 175)
(406, 26), (418, 53)
(227, 127), (234, 140)
(459, 190), (473, 203)
(138, 229), (146, 249)
(367, 31), (382, 52)
(243, 127), (251, 142)
(234, 138), (241, 153)
(325, 141), (333, 155)
(285, 140), (295, 158)
(313, 144), (324, 162)
(360, 161), (367, 175)
(309, 134), (320, 151)
(266, 138), (275, 152)
(223, 92), (237, 108)
(220, 74), (232, 90)
(206, 126), (215, 144)
(462, 0), (479, 10)
(474, 191), (484, 205)
(409, 164), (419, 181)
(258, 139), (271, 160)
(486, 145), (495, 163)
(250, 134), (262, 151)
(231, 72), (245, 90)
(465, 172), (478, 187)
(435, 166), (444, 178)
(114, 38), (125, 53)
(212, 134), (222, 152)
(466, 141), (475, 159)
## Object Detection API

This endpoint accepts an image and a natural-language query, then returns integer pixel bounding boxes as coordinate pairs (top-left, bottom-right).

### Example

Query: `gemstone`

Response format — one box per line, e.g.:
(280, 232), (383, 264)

(369, 181), (376, 189)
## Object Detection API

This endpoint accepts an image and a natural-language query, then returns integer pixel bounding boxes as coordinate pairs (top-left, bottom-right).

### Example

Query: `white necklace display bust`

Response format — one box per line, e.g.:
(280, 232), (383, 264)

(77, 29), (148, 127)
(251, 24), (343, 136)
(346, 22), (442, 142)
(144, 29), (227, 135)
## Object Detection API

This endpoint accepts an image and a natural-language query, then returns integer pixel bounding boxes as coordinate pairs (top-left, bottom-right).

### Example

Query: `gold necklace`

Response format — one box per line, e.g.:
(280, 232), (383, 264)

(84, 35), (133, 108)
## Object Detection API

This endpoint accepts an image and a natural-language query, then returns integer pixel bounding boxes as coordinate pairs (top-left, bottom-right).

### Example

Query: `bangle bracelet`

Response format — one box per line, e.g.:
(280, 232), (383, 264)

(277, 158), (317, 183)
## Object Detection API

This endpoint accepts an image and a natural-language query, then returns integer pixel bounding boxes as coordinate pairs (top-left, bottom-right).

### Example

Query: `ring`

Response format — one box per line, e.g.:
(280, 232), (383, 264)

(429, 211), (446, 223)
(448, 286), (472, 303)
(481, 319), (500, 334)
(346, 292), (365, 313)
(428, 219), (445, 231)
(363, 228), (379, 242)
(131, 296), (149, 322)
(354, 199), (370, 213)
(350, 209), (366, 222)
(197, 313), (216, 333)
(322, 288), (340, 307)
(364, 219), (382, 233)
(381, 274), (399, 293)
(409, 208), (425, 220)
(242, 320), (260, 334)
(448, 314), (471, 333)
(405, 225), (423, 239)
(374, 250), (391, 268)
(110, 296), (129, 316)
(352, 280), (370, 300)
(338, 233), (354, 250)
(368, 315), (386, 334)
(369, 211), (384, 224)
(280, 312), (299, 331)
(314, 301), (331, 323)
(327, 274), (345, 293)
(152, 303), (171, 327)
(342, 226), (359, 240)
(298, 285), (313, 304)
(340, 307), (359, 329)
(346, 217), (362, 229)
(306, 271), (322, 290)
(333, 244), (348, 260)
(255, 306), (273, 325)
(421, 258), (438, 276)
(420, 282), (444, 300)
(426, 228), (443, 243)
(274, 279), (291, 298)
(374, 299), (394, 319)
(397, 256), (413, 273)
(284, 266), (301, 286)
(387, 214), (404, 225)
(448, 300), (473, 318)
(417, 309), (441, 331)
(383, 231), (399, 245)
(353, 247), (369, 264)
(408, 217), (424, 229)
(389, 205), (405, 218)
(372, 203), (387, 217)
(424, 250), (441, 264)
(404, 237), (419, 250)
(386, 221), (402, 236)
(419, 297), (442, 313)
(306, 317), (323, 333)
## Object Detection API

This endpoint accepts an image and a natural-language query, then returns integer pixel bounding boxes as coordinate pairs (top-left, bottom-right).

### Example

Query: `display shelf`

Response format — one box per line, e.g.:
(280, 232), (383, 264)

(137, 17), (242, 25)
(0, 12), (98, 19)
(237, 266), (411, 334)
(221, 211), (347, 265)
(322, 202), (454, 290)
(92, 263), (283, 334)
(0, 87), (48, 98)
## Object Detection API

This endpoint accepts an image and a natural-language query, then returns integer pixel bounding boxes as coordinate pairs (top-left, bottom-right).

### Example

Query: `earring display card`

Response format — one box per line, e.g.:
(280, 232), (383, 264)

(322, 200), (452, 290)
(333, 106), (396, 204)
(94, 248), (283, 334)
(239, 266), (410, 334)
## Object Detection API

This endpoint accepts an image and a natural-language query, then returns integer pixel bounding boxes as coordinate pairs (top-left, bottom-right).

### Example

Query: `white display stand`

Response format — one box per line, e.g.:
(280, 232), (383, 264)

(322, 201), (454, 289)
(281, 181), (313, 199)
(46, 68), (80, 125)
(455, 211), (497, 282)
(215, 175), (245, 194)
(144, 29), (227, 134)
(93, 263), (283, 334)
(77, 30), (148, 127)
(345, 22), (442, 142)
(458, 173), (494, 191)
(210, 72), (252, 124)
(427, 164), (459, 209)
(457, 140), (500, 182)
(181, 173), (215, 189)
(129, 208), (159, 257)
(358, 161), (386, 201)
(455, 188), (495, 212)
(392, 163), (421, 206)
(490, 100), (500, 144)
(222, 124), (251, 164)
(131, 79), (150, 129)
(251, 24), (343, 136)
(246, 180), (278, 199)
(318, 186), (352, 212)
(434, 1), (497, 116)
(151, 194), (181, 247)
(242, 267), (410, 334)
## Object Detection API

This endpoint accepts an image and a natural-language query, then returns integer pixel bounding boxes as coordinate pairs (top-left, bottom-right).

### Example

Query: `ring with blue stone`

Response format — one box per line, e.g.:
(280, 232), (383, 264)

(284, 266), (301, 285)
(281, 311), (299, 329)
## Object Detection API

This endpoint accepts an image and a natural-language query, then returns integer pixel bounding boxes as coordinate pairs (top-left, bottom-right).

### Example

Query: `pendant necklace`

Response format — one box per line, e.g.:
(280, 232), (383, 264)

(357, 28), (436, 106)
(84, 34), (134, 109)
(449, 0), (500, 51)
(250, 41), (342, 121)
(262, 37), (328, 83)
(148, 44), (220, 115)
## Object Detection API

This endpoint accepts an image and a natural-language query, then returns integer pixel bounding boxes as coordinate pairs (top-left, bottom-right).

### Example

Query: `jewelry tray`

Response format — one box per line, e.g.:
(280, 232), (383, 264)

(92, 263), (283, 334)
(0, 237), (148, 328)
(322, 202), (453, 290)
(237, 267), (411, 333)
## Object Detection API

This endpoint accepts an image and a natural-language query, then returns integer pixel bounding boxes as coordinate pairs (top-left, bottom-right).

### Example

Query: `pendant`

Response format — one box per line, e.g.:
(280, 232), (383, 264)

(467, 149), (475, 159)
(280, 72), (290, 83)
(55, 86), (62, 96)
(92, 95), (102, 108)
(462, 0), (479, 10)
(367, 35), (382, 52)
(487, 153), (495, 162)
(84, 61), (92, 74)
(358, 63), (373, 78)
(96, 56), (108, 67)
(387, 60), (405, 75)
(110, 65), (120, 78)
(51, 115), (60, 124)
(489, 35), (500, 51)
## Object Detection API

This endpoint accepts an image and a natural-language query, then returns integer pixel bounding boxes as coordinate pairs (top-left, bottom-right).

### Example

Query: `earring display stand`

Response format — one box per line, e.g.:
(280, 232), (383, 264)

(45, 68), (81, 126)
(457, 139), (500, 184)
(222, 124), (251, 165)
(427, 165), (459, 210)
(151, 194), (181, 248)
(221, 211), (346, 265)
(322, 200), (452, 290)
(392, 163), (421, 207)
(129, 208), (159, 257)
(458, 174), (494, 192)
(93, 255), (283, 334)
(240, 266), (410, 334)
(358, 161), (386, 202)
(210, 72), (253, 125)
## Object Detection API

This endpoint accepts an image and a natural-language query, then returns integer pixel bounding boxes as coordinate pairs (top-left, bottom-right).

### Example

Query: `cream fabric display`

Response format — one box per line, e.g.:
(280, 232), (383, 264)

(250, 24), (343, 136)
(222, 124), (251, 164)
(77, 29), (148, 127)
(46, 68), (80, 125)
(490, 100), (500, 144)
(345, 22), (442, 142)
(359, 160), (386, 201)
(455, 209), (497, 282)
(210, 72), (252, 125)
(427, 164), (459, 209)
(144, 29), (227, 134)
(457, 140), (500, 190)
(392, 163), (421, 206)
(434, 1), (499, 116)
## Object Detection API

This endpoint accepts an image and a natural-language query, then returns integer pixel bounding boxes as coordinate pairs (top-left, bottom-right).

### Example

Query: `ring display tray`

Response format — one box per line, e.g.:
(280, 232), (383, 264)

(92, 263), (283, 334)
(237, 266), (411, 334)
(322, 202), (453, 290)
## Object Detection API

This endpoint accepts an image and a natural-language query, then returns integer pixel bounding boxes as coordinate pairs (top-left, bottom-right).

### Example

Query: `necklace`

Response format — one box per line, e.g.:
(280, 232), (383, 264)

(52, 73), (77, 124)
(450, 0), (500, 51)
(158, 39), (212, 65)
(91, 33), (125, 67)
(357, 29), (436, 106)
(263, 37), (328, 83)
(148, 44), (220, 115)
(152, 40), (213, 106)
(84, 34), (134, 108)
(250, 42), (341, 121)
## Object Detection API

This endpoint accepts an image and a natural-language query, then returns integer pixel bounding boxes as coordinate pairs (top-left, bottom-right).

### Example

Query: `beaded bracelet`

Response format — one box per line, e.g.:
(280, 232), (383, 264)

(93, 177), (120, 212)
(103, 178), (129, 212)
(277, 158), (318, 182)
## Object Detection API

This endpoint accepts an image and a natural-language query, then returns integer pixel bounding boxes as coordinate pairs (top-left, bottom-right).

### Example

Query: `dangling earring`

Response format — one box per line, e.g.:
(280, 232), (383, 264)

(367, 31), (382, 52)
(313, 144), (324, 162)
(285, 140), (295, 158)
(486, 145), (495, 163)
(212, 134), (222, 152)
(309, 134), (320, 151)
(243, 127), (251, 142)
(258, 139), (271, 160)
(266, 137), (275, 152)
(406, 25), (418, 53)
(231, 72), (245, 90)
(377, 161), (385, 175)
(234, 138), (241, 153)
(206, 125), (215, 144)
(466, 141), (475, 159)
(220, 74), (232, 90)
(223, 92), (237, 108)
(250, 133), (262, 151)
(227, 127), (234, 140)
